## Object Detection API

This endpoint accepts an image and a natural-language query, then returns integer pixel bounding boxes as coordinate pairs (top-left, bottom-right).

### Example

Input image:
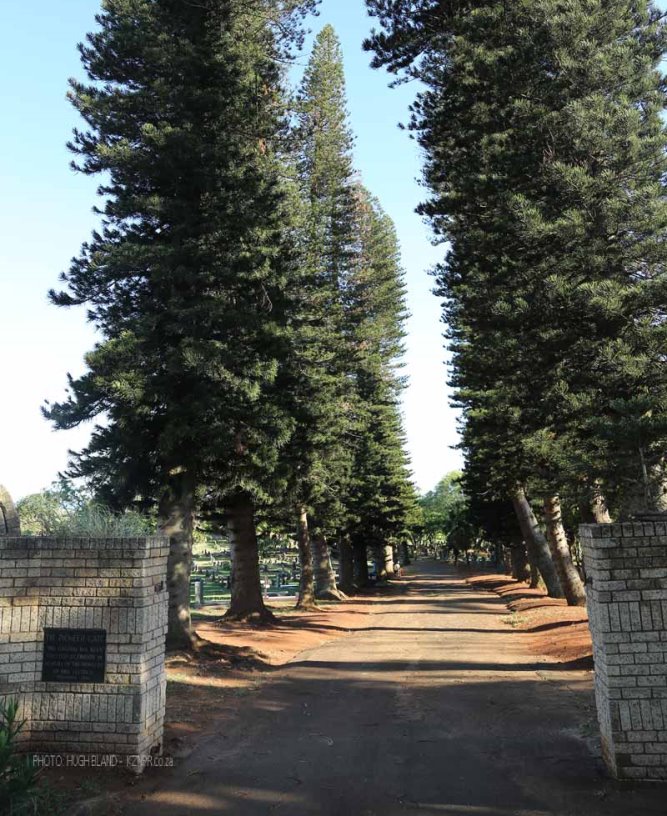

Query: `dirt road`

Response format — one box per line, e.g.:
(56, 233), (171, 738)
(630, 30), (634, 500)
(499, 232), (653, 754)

(124, 561), (666, 815)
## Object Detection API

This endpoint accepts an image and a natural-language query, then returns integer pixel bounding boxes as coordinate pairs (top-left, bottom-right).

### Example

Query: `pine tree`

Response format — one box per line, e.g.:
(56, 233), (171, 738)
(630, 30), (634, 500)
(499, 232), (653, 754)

(343, 187), (415, 585)
(45, 0), (317, 642)
(366, 0), (667, 603)
(285, 24), (359, 605)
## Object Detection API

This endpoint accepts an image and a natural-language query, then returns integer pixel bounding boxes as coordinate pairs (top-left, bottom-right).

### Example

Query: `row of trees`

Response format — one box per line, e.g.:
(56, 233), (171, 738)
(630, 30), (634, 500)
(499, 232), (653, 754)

(47, 2), (416, 648)
(366, 0), (667, 604)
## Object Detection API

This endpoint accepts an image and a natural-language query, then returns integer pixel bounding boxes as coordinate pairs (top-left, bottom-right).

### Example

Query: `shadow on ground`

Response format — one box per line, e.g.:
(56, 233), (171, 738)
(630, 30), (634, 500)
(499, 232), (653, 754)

(120, 561), (663, 816)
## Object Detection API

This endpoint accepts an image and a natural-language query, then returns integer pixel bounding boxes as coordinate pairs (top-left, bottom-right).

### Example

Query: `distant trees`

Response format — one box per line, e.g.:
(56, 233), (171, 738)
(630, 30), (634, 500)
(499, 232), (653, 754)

(343, 186), (416, 584)
(419, 473), (466, 547)
(366, 0), (667, 604)
(287, 24), (358, 607)
(283, 24), (415, 600)
(418, 472), (482, 562)
(47, 8), (417, 645)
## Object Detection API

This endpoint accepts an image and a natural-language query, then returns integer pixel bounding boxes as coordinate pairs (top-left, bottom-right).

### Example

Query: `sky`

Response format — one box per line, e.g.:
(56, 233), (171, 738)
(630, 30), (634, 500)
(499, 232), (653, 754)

(0, 0), (462, 502)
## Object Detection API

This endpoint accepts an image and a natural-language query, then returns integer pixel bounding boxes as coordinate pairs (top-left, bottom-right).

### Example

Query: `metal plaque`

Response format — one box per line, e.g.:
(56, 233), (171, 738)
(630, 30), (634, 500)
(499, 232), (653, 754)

(41, 628), (107, 683)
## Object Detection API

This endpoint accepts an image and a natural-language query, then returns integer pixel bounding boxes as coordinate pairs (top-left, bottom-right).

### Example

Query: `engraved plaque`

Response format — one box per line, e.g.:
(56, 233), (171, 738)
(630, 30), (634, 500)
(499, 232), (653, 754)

(42, 628), (107, 683)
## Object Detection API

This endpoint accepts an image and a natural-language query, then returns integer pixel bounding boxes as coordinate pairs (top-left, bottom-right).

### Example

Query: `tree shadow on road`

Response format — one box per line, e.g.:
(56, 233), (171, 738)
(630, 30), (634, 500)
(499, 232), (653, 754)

(121, 668), (665, 816)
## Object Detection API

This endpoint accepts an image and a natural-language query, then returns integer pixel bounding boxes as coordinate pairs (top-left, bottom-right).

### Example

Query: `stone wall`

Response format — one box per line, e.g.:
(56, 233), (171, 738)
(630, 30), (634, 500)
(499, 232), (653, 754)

(0, 536), (168, 761)
(581, 521), (667, 781)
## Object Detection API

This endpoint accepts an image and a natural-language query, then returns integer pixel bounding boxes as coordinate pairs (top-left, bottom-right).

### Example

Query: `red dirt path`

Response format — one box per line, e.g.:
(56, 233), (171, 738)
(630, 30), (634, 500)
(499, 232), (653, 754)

(41, 569), (599, 811)
(164, 592), (385, 750)
(463, 570), (593, 667)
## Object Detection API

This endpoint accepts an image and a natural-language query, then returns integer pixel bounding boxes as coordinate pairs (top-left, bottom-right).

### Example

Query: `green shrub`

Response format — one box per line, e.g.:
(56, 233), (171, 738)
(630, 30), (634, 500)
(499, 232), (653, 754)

(17, 480), (154, 537)
(0, 699), (38, 816)
(47, 503), (154, 537)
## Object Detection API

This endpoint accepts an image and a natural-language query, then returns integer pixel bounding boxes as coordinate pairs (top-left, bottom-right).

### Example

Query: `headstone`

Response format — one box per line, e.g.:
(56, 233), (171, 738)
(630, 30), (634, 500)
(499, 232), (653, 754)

(0, 484), (20, 535)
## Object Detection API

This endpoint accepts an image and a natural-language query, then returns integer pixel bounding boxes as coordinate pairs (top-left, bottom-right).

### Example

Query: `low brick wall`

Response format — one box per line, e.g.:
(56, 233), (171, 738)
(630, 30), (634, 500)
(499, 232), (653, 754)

(581, 522), (667, 781)
(0, 536), (168, 760)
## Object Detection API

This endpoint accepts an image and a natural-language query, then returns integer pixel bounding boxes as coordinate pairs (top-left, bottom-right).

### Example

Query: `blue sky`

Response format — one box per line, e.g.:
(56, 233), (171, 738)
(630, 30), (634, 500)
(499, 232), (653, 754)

(0, 0), (462, 501)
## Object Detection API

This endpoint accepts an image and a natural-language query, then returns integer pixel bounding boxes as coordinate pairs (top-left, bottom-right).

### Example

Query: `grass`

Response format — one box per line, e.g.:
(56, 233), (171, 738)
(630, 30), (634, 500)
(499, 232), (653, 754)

(191, 606), (228, 621)
(501, 612), (523, 628)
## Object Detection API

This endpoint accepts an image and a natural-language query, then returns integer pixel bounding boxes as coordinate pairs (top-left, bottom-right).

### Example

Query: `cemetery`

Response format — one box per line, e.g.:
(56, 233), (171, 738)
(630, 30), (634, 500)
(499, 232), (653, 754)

(3, 473), (667, 816)
(188, 538), (303, 605)
(5, 0), (667, 813)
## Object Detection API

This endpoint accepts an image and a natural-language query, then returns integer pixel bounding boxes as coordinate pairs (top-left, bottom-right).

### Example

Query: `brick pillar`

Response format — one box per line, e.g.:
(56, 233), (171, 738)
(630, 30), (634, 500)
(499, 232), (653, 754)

(0, 536), (169, 765)
(581, 521), (667, 781)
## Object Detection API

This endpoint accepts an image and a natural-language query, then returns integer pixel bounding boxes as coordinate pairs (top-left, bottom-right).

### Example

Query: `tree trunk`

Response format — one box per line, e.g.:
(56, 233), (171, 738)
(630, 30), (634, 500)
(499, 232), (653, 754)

(383, 544), (395, 578)
(159, 471), (196, 651)
(543, 495), (586, 607)
(296, 505), (317, 610)
(224, 492), (275, 622)
(373, 546), (386, 581)
(311, 533), (344, 600)
(502, 546), (513, 574)
(352, 541), (369, 587)
(338, 536), (354, 595)
(512, 487), (563, 598)
(580, 483), (613, 524)
(509, 540), (530, 583)
(529, 560), (540, 588)
(400, 541), (411, 566)
(494, 542), (503, 570)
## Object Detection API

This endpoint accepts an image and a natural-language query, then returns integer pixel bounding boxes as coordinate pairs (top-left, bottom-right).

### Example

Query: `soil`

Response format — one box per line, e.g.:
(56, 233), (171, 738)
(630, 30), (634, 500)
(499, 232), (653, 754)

(37, 589), (391, 808)
(164, 594), (382, 749)
(120, 561), (665, 816)
(42, 563), (667, 816)
(462, 570), (593, 668)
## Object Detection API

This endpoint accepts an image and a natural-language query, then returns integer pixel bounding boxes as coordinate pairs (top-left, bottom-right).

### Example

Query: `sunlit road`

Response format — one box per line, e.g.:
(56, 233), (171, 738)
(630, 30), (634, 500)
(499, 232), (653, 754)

(124, 561), (665, 816)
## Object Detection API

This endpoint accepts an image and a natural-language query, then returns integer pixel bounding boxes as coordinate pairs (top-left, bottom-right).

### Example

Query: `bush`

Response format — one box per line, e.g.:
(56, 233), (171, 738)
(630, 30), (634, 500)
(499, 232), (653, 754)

(47, 503), (154, 537)
(0, 699), (38, 816)
(17, 481), (154, 537)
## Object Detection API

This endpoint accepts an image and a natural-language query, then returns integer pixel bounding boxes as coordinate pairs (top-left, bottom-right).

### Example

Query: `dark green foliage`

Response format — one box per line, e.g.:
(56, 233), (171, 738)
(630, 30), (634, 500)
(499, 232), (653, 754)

(45, 0), (316, 508)
(343, 187), (416, 551)
(282, 25), (416, 558)
(45, 0), (320, 637)
(280, 24), (358, 534)
(366, 0), (667, 520)
(47, 5), (416, 626)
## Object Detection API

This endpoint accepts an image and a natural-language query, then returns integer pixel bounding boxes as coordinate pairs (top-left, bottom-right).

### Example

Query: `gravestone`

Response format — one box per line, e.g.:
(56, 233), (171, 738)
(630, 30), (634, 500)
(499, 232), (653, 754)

(581, 520), (667, 781)
(0, 484), (20, 535)
(0, 535), (169, 765)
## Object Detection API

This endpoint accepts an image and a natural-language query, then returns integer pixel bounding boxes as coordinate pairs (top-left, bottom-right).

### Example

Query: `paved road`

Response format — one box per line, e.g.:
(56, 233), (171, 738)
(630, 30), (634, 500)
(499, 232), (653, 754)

(125, 561), (666, 816)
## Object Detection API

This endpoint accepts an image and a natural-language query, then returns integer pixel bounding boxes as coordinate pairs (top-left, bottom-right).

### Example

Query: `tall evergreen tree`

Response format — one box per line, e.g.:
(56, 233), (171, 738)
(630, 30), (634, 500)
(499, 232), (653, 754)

(343, 187), (415, 585)
(286, 24), (359, 604)
(366, 0), (667, 603)
(45, 0), (317, 642)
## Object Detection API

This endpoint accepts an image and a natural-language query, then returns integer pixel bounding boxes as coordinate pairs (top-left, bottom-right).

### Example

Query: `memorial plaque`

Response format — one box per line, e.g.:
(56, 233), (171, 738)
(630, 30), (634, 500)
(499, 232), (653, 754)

(42, 628), (107, 683)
